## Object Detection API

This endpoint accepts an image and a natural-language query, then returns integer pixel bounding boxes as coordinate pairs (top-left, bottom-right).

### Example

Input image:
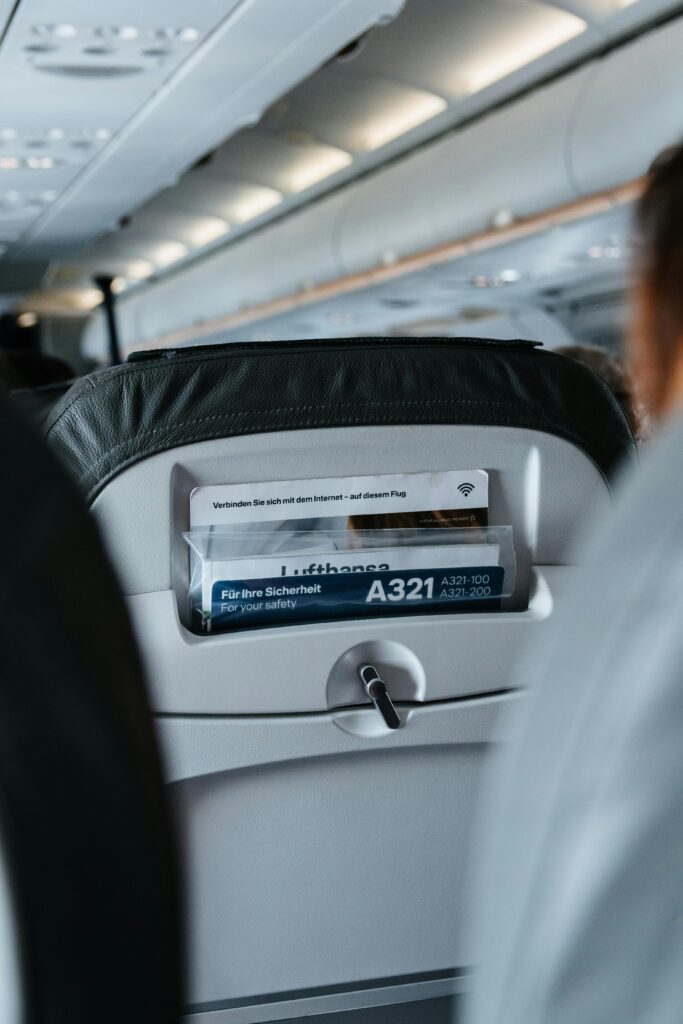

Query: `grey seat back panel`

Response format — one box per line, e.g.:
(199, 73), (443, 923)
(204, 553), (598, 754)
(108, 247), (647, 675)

(66, 340), (631, 1019)
(128, 567), (561, 714)
(157, 696), (512, 1008)
(93, 423), (608, 600)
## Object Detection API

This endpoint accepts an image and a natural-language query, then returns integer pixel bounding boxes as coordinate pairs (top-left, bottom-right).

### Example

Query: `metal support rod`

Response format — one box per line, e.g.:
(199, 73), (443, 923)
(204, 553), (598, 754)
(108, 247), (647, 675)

(93, 275), (122, 367)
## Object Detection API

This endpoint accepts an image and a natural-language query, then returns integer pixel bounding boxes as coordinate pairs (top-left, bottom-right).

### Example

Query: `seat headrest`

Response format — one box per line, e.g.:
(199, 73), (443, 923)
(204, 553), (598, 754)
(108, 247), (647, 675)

(46, 338), (636, 504)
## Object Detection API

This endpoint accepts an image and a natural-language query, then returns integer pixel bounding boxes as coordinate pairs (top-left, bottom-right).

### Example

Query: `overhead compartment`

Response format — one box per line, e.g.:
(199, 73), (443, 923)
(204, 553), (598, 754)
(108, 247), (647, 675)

(15, 0), (407, 257)
(248, 190), (348, 298)
(84, 189), (348, 355)
(426, 66), (590, 244)
(337, 146), (440, 275)
(570, 17), (683, 194)
(82, 12), (683, 360)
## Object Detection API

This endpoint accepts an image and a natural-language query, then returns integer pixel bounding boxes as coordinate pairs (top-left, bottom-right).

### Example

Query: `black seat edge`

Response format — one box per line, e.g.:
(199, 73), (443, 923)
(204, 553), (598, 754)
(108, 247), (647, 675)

(45, 337), (637, 504)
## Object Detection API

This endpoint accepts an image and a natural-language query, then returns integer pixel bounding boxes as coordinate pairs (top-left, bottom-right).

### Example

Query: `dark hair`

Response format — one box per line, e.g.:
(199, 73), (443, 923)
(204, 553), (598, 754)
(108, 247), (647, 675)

(555, 343), (649, 441)
(636, 143), (683, 407)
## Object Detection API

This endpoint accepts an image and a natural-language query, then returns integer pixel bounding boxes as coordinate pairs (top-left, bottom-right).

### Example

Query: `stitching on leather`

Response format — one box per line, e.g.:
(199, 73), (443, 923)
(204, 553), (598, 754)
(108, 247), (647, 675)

(81, 417), (583, 498)
(85, 413), (596, 501)
(45, 375), (97, 432)
(79, 398), (545, 481)
(46, 342), (531, 435)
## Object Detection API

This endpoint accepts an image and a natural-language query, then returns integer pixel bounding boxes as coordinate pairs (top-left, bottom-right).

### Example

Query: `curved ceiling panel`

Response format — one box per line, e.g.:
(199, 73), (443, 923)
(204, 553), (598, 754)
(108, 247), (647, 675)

(4, 0), (680, 313)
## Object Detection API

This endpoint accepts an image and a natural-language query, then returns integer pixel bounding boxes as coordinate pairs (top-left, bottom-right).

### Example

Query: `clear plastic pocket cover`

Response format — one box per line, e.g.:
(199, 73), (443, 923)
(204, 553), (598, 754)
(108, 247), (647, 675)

(184, 526), (516, 635)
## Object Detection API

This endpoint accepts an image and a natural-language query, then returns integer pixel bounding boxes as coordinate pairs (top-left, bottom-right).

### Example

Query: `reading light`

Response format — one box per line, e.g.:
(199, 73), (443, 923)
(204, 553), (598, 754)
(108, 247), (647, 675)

(126, 259), (155, 280)
(153, 27), (200, 42)
(152, 241), (188, 268)
(0, 157), (20, 170)
(491, 207), (515, 229)
(26, 156), (55, 170)
(587, 244), (622, 260)
(108, 26), (139, 40)
(285, 143), (353, 193)
(358, 89), (448, 151)
(464, 10), (586, 94)
(190, 217), (230, 247)
(33, 23), (78, 38)
(230, 185), (283, 223)
(17, 312), (38, 327)
(77, 287), (105, 309)
(471, 274), (511, 288)
(111, 276), (127, 294)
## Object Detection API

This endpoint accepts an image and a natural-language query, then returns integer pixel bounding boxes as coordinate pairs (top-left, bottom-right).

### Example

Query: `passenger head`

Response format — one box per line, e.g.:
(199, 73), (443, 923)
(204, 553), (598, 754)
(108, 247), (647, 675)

(631, 142), (683, 417)
(555, 343), (650, 442)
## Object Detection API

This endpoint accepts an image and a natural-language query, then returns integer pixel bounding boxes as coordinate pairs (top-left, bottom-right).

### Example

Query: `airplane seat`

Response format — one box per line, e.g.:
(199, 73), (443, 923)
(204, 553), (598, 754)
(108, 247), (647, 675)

(0, 395), (182, 1024)
(10, 381), (75, 428)
(45, 337), (636, 1023)
(0, 349), (76, 426)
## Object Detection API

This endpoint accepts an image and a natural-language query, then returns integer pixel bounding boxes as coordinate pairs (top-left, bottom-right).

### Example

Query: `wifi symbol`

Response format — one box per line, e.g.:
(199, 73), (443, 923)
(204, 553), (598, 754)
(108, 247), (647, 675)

(458, 482), (475, 497)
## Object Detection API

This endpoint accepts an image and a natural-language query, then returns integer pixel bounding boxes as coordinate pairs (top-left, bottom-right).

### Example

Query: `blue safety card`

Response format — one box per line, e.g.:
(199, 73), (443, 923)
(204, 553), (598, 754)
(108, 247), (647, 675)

(210, 565), (505, 631)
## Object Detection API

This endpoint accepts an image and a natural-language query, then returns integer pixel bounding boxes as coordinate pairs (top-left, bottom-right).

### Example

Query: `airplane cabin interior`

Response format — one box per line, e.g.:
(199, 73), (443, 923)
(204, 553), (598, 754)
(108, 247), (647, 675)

(0, 2), (681, 1023)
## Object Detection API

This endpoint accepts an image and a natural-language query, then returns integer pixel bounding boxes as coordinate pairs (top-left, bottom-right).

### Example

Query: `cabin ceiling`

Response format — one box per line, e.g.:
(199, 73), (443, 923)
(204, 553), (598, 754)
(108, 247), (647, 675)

(0, 0), (678, 318)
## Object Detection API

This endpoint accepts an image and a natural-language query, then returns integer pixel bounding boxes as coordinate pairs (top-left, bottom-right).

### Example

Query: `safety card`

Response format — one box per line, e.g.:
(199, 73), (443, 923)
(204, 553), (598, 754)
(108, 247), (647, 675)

(186, 470), (514, 632)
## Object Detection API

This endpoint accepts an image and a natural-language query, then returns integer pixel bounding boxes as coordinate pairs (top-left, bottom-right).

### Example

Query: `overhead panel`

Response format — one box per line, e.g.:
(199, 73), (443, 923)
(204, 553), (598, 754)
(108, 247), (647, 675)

(350, 0), (588, 96)
(4, 0), (407, 260)
(0, 0), (239, 249)
(9, 0), (682, 320)
(337, 146), (440, 274)
(65, 0), (605, 292)
(208, 131), (355, 196)
(153, 172), (284, 227)
(570, 16), (683, 193)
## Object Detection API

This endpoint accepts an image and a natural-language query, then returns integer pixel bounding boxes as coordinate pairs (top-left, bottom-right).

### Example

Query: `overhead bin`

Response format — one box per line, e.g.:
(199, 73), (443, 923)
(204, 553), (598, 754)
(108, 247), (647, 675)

(337, 146), (440, 274)
(15, 0), (407, 255)
(110, 189), (348, 350)
(82, 12), (683, 358)
(426, 67), (590, 244)
(570, 17), (683, 194)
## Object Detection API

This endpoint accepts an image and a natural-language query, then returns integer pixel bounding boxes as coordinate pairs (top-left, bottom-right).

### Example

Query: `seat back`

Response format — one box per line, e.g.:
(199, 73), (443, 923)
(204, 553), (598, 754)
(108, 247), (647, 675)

(47, 337), (636, 1021)
(0, 397), (182, 1024)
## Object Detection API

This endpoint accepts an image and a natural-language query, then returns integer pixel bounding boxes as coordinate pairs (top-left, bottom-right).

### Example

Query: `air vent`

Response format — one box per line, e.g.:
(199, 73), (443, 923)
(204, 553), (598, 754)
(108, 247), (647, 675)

(381, 297), (419, 308)
(328, 29), (373, 64)
(35, 63), (144, 78)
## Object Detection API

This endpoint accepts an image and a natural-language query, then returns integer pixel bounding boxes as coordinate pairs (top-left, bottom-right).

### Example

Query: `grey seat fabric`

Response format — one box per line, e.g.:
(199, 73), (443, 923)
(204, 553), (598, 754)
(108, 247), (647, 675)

(466, 410), (683, 1024)
(0, 396), (183, 1024)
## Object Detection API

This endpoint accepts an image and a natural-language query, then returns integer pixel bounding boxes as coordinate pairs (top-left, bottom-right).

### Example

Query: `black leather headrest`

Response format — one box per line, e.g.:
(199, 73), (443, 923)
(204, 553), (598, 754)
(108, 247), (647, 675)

(0, 397), (182, 1022)
(46, 338), (637, 504)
